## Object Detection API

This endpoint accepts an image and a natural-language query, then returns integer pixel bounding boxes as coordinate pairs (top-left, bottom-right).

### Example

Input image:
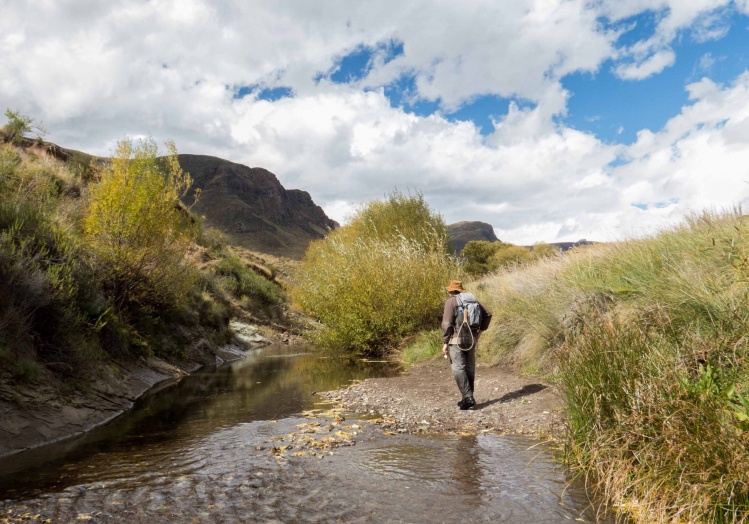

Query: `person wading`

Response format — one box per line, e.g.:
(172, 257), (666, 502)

(441, 280), (491, 410)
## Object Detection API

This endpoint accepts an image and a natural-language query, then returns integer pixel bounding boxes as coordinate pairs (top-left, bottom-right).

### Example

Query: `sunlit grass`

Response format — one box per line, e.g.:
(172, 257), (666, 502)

(401, 330), (443, 364)
(473, 209), (749, 522)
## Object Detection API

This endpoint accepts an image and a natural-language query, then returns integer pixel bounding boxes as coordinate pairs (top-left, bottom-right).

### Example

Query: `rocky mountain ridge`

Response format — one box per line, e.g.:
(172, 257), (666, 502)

(178, 154), (338, 259)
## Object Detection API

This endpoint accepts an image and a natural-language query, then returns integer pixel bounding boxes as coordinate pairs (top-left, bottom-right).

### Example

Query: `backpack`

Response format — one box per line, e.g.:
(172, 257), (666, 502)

(456, 293), (482, 330)
(453, 293), (493, 350)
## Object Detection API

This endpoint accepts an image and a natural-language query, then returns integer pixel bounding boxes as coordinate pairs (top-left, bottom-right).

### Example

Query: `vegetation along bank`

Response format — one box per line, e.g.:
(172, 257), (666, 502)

(0, 112), (293, 456)
(470, 210), (749, 524)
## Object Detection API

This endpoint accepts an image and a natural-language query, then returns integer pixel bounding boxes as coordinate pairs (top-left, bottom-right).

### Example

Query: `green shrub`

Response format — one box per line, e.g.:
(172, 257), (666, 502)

(529, 242), (560, 259)
(0, 150), (22, 178)
(197, 225), (227, 252)
(488, 245), (532, 268)
(84, 137), (198, 311)
(461, 240), (538, 276)
(292, 191), (459, 356)
(347, 190), (453, 253)
(13, 360), (43, 382)
(215, 253), (284, 306)
(460, 240), (507, 276)
(195, 289), (232, 331)
(1, 109), (45, 145)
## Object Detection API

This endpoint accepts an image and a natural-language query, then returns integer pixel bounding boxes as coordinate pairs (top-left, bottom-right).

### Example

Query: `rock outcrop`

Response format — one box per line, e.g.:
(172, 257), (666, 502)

(179, 155), (338, 259)
(447, 221), (499, 254)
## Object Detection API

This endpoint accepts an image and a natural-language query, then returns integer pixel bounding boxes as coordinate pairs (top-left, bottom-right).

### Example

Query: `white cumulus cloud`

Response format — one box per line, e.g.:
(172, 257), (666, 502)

(0, 0), (748, 246)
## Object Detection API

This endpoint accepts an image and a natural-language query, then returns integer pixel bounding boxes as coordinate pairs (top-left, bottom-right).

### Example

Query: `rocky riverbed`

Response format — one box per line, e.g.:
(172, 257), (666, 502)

(322, 359), (566, 438)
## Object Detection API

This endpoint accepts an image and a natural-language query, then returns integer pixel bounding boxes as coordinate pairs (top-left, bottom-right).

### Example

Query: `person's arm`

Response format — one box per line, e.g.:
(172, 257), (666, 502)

(441, 296), (456, 355)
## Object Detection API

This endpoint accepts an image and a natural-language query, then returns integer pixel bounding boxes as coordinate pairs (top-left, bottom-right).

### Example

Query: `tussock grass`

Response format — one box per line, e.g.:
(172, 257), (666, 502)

(474, 209), (749, 522)
(561, 315), (749, 523)
(0, 143), (104, 373)
(474, 253), (574, 372)
(214, 252), (285, 307)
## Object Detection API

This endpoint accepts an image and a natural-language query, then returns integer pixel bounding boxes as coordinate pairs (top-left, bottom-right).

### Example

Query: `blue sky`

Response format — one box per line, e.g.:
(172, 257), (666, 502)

(2, 1), (749, 244)
(303, 8), (749, 144)
(564, 10), (749, 143)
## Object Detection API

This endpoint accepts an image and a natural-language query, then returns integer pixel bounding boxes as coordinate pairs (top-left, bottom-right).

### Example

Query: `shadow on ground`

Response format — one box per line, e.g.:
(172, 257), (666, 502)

(475, 384), (547, 410)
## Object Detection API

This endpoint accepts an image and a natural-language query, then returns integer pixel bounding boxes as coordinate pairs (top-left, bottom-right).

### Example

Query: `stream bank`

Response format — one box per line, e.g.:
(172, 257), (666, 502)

(0, 321), (270, 458)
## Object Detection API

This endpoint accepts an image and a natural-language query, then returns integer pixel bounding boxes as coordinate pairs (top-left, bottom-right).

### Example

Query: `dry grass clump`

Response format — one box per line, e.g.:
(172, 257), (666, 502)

(474, 251), (577, 372)
(474, 209), (749, 522)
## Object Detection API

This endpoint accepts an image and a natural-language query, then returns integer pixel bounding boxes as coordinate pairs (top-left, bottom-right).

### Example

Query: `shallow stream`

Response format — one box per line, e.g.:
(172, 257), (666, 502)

(0, 345), (612, 523)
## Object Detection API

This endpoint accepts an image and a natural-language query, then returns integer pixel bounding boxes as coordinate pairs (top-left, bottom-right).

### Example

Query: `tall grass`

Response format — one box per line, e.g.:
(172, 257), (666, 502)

(401, 329), (443, 364)
(474, 209), (749, 522)
(0, 144), (103, 374)
(561, 315), (749, 523)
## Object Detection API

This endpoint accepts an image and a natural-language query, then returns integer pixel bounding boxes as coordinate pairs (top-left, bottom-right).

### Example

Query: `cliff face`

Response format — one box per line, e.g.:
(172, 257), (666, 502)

(447, 221), (499, 254)
(179, 155), (338, 259)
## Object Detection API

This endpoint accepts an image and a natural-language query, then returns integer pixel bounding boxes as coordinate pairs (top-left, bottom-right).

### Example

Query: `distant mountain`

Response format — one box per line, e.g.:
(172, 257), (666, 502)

(543, 240), (596, 252)
(447, 221), (499, 254)
(447, 220), (596, 254)
(179, 155), (338, 259)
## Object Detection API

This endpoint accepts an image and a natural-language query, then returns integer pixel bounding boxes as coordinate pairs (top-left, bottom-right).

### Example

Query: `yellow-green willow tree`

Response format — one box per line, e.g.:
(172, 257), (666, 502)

(84, 138), (198, 310)
(293, 191), (460, 356)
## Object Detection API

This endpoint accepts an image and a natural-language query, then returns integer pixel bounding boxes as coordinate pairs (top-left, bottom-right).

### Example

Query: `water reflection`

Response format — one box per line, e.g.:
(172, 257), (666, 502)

(317, 433), (611, 523)
(454, 435), (483, 504)
(0, 344), (400, 497)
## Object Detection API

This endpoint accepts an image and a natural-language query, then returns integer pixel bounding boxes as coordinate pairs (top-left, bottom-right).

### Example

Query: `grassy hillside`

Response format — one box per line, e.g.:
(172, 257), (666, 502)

(0, 133), (288, 390)
(473, 209), (749, 523)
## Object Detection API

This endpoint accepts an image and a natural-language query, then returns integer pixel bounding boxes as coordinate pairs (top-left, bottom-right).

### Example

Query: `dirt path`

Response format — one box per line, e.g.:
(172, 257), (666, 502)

(322, 360), (566, 439)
